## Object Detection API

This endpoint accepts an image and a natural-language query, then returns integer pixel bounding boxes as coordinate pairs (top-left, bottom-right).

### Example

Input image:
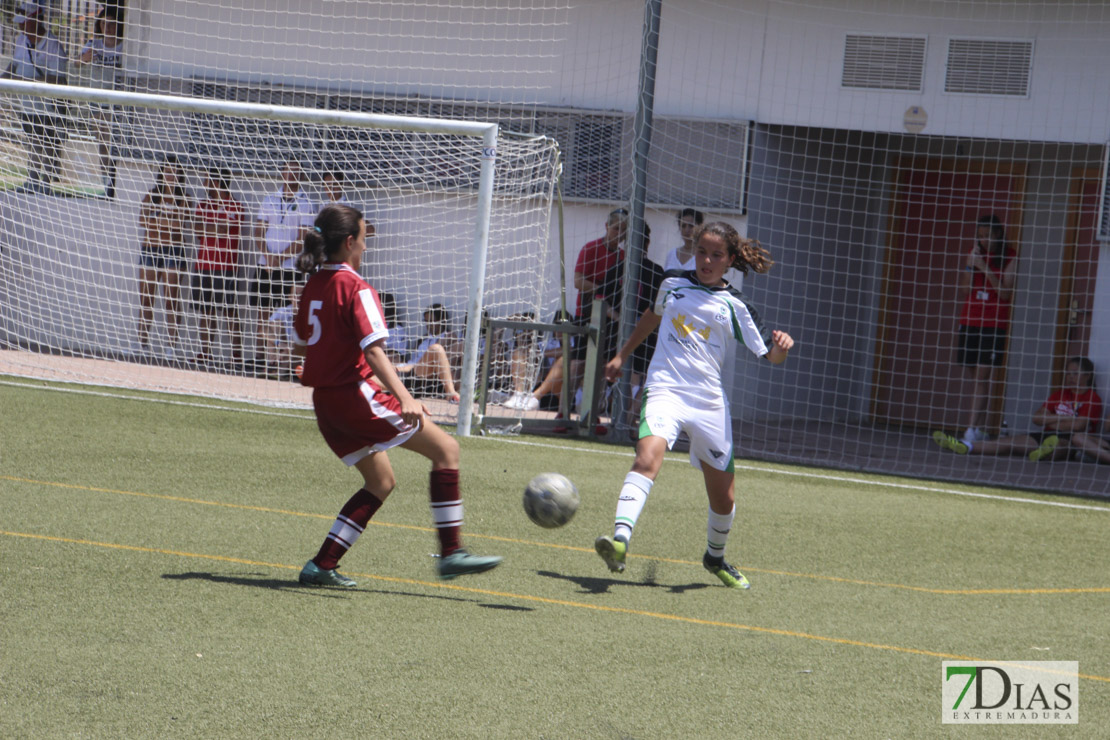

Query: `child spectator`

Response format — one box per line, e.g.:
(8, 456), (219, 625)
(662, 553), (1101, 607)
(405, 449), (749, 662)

(261, 283), (300, 380)
(933, 356), (1102, 462)
(192, 167), (244, 369)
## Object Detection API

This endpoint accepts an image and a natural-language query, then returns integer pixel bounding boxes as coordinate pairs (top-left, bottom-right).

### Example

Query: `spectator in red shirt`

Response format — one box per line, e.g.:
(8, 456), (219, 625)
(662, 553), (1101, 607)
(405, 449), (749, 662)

(192, 167), (244, 369)
(573, 208), (628, 318)
(567, 208), (627, 427)
(954, 214), (1018, 445)
(290, 203), (501, 586)
(933, 356), (1102, 462)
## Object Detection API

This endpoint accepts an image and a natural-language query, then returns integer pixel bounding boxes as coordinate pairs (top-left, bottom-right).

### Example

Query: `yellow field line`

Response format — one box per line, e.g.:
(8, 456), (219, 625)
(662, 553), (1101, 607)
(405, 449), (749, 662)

(2, 527), (1108, 685)
(4, 474), (1109, 596)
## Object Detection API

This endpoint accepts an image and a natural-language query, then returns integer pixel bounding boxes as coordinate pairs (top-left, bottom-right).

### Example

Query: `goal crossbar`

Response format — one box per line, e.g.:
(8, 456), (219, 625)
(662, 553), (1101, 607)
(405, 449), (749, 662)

(0, 79), (497, 137)
(0, 78), (502, 436)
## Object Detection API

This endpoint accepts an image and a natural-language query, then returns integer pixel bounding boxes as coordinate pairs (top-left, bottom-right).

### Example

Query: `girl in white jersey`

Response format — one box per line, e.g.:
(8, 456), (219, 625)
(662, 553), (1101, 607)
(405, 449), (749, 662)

(596, 222), (794, 589)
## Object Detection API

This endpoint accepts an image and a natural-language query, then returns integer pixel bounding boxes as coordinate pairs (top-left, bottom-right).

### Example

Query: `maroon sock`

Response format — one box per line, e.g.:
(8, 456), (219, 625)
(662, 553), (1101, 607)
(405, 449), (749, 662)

(429, 469), (463, 556)
(313, 488), (383, 570)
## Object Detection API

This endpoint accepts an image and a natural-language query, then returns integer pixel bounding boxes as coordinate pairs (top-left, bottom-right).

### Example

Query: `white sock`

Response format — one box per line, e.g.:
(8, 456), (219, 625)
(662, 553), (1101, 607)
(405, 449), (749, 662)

(706, 505), (736, 559)
(614, 471), (652, 542)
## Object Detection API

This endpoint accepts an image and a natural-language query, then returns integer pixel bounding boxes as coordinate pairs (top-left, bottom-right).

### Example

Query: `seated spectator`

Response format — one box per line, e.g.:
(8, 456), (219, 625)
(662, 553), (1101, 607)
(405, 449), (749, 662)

(393, 302), (461, 403)
(1070, 427), (1110, 464)
(932, 356), (1103, 461)
(262, 283), (301, 380)
(412, 303), (463, 382)
(487, 311), (539, 405)
(377, 291), (416, 365)
(503, 311), (569, 411)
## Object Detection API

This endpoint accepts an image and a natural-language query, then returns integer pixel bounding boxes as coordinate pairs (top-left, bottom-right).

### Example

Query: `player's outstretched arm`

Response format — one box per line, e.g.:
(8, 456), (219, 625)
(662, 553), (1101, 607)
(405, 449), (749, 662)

(765, 329), (794, 365)
(605, 309), (661, 382)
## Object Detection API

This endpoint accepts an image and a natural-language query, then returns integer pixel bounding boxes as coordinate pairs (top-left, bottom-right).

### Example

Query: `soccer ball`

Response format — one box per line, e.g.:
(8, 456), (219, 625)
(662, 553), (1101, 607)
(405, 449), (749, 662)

(523, 473), (579, 528)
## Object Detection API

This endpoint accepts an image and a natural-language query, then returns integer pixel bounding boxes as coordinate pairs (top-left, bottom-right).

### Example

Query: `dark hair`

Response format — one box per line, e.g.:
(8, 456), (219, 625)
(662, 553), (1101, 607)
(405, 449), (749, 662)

(1066, 356), (1096, 389)
(324, 170), (343, 183)
(94, 5), (124, 41)
(677, 207), (705, 226)
(424, 302), (450, 329)
(206, 166), (231, 192)
(295, 203), (364, 274)
(378, 291), (399, 325)
(151, 154), (187, 206)
(693, 221), (774, 275)
(976, 213), (1011, 267)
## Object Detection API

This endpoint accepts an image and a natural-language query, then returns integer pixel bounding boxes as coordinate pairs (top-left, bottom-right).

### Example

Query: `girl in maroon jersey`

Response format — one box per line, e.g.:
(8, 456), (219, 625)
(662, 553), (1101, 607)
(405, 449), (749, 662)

(291, 203), (501, 586)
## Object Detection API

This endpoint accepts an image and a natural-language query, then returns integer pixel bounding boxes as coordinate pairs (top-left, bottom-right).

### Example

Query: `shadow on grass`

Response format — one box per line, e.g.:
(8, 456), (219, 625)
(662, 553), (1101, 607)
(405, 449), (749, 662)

(536, 569), (710, 595)
(162, 570), (478, 604)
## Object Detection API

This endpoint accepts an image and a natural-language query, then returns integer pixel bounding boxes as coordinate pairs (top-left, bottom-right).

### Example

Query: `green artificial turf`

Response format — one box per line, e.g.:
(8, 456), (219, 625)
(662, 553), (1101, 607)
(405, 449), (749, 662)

(2, 379), (1107, 738)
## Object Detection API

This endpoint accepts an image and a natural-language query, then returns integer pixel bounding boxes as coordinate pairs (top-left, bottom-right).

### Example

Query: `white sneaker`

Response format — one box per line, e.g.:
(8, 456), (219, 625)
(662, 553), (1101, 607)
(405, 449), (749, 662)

(502, 393), (524, 409)
(961, 427), (986, 444)
(522, 395), (540, 411)
(487, 389), (511, 405)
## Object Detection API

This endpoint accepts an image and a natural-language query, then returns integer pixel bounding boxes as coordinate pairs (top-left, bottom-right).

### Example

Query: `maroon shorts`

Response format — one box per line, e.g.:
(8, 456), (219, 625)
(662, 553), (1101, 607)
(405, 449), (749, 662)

(312, 381), (418, 465)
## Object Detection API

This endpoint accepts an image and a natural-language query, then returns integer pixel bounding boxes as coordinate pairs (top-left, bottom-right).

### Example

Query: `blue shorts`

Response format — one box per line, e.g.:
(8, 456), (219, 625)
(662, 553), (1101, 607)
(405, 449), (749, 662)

(139, 248), (187, 272)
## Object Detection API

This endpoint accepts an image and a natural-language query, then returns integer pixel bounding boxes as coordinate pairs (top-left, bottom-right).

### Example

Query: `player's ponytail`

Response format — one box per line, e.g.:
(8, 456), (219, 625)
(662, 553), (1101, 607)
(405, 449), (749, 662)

(694, 221), (774, 275)
(295, 202), (364, 274)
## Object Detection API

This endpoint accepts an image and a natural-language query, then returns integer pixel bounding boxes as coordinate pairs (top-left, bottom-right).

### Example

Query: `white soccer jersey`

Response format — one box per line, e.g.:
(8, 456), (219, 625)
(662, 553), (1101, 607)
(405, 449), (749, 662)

(645, 271), (771, 401)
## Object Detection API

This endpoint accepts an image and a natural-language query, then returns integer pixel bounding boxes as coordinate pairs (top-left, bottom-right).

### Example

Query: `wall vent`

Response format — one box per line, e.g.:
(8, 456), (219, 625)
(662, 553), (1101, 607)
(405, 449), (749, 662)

(842, 35), (926, 91)
(945, 38), (1033, 96)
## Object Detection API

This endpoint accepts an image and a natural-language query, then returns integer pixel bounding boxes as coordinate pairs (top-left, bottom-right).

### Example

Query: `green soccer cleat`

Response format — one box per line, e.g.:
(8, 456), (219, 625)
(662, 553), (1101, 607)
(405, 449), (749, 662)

(703, 551), (751, 590)
(437, 549), (503, 580)
(299, 560), (356, 588)
(1029, 434), (1059, 462)
(595, 535), (627, 573)
(932, 430), (969, 455)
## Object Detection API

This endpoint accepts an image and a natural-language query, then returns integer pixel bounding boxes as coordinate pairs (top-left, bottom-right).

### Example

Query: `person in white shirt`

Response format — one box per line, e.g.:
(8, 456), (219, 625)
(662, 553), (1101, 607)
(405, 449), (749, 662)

(3, 1), (67, 193)
(73, 5), (124, 197)
(662, 207), (704, 271)
(596, 221), (794, 590)
(250, 160), (315, 371)
(321, 170), (350, 206)
(664, 207), (743, 291)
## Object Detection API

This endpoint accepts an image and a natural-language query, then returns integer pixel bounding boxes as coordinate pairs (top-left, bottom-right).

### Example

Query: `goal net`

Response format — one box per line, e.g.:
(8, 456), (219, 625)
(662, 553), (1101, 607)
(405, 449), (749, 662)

(0, 80), (560, 428)
(1, 0), (1107, 499)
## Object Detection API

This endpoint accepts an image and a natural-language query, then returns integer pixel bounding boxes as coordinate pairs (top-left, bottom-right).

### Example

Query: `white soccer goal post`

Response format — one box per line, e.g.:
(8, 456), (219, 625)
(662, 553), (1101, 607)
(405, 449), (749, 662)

(0, 78), (561, 436)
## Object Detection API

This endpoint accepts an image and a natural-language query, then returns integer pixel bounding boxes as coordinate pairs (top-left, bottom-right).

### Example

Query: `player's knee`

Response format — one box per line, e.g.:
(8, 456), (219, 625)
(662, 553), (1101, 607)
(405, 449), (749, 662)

(432, 434), (460, 469)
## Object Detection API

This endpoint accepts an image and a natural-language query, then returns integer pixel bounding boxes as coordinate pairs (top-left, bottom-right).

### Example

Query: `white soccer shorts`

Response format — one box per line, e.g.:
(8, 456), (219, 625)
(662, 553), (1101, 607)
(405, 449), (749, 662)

(638, 387), (735, 472)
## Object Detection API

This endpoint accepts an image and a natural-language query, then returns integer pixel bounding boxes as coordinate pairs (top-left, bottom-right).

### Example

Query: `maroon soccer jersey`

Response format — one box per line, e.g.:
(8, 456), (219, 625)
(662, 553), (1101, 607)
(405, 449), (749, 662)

(294, 263), (389, 388)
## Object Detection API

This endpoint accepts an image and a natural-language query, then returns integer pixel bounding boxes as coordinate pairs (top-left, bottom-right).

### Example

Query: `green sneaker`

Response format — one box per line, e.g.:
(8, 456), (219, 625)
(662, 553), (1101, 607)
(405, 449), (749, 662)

(437, 549), (502, 580)
(932, 430), (969, 455)
(594, 535), (627, 573)
(703, 551), (751, 590)
(1029, 434), (1059, 462)
(299, 560), (356, 588)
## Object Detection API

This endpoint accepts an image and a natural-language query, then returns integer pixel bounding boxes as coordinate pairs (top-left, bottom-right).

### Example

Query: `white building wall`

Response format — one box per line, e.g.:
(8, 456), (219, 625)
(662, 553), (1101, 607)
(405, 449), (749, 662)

(134, 1), (1110, 141)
